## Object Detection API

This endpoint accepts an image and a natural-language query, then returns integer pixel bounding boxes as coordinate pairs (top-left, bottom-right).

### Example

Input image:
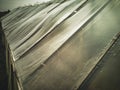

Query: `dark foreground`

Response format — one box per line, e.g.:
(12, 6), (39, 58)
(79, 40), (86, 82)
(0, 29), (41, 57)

(0, 30), (8, 90)
(0, 12), (8, 90)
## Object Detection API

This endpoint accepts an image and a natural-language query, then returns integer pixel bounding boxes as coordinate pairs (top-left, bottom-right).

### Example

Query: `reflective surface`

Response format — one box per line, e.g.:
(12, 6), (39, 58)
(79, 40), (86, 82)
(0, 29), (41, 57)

(79, 35), (120, 90)
(1, 0), (120, 90)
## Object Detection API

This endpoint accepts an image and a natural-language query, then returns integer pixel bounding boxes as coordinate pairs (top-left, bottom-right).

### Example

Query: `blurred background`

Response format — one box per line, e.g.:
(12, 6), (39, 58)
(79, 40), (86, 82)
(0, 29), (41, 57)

(0, 0), (51, 11)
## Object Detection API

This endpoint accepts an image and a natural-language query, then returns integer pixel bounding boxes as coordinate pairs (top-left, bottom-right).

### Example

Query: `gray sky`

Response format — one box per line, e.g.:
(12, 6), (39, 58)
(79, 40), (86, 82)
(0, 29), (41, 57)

(0, 0), (51, 11)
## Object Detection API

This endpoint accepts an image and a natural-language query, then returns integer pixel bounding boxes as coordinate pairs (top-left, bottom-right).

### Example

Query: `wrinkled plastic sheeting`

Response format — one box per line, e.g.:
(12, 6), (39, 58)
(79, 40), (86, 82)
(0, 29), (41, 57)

(20, 1), (120, 90)
(1, 0), (120, 90)
(15, 0), (110, 83)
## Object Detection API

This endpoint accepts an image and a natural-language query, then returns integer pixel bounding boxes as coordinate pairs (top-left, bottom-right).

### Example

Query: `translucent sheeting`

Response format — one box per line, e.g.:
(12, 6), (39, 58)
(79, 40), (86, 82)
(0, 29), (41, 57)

(11, 0), (88, 60)
(2, 7), (29, 27)
(13, 0), (113, 87)
(11, 0), (87, 54)
(8, 0), (75, 49)
(2, 4), (59, 36)
(6, 3), (59, 39)
(1, 0), (120, 90)
(4, 5), (48, 36)
(79, 36), (120, 90)
(21, 1), (120, 90)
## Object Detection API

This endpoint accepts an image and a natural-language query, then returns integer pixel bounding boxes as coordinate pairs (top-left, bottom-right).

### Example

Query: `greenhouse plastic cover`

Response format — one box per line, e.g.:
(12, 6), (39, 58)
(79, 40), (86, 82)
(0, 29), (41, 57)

(1, 0), (120, 90)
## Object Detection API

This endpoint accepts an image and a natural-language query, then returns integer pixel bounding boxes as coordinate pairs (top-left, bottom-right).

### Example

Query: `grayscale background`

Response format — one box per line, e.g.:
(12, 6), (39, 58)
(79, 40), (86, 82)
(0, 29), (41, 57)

(0, 0), (51, 11)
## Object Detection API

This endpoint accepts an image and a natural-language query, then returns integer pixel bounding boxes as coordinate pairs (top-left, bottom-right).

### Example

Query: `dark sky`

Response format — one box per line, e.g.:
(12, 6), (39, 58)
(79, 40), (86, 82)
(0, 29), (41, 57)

(0, 0), (51, 11)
